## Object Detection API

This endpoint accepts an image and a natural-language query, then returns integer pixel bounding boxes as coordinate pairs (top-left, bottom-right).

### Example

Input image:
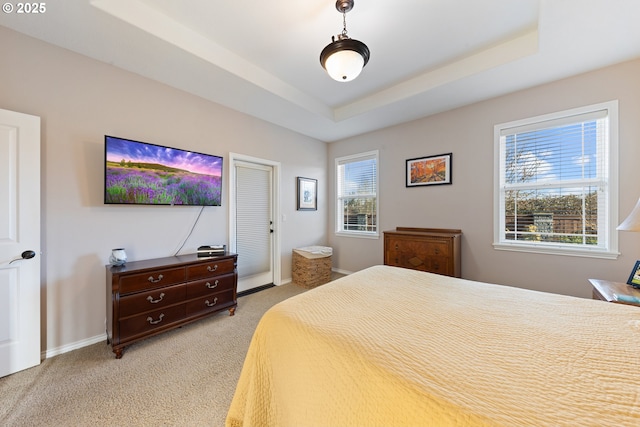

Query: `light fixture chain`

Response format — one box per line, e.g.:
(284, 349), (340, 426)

(342, 11), (348, 37)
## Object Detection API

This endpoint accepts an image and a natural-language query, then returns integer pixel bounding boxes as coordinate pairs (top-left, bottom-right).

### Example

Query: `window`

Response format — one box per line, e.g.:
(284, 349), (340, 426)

(336, 151), (378, 237)
(494, 101), (618, 258)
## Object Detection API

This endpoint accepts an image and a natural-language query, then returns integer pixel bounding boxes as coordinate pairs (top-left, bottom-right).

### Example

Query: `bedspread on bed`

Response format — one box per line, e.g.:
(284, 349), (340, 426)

(226, 265), (640, 427)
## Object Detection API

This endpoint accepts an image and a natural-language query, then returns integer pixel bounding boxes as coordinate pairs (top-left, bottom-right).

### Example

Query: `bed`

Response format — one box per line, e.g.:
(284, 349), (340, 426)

(226, 265), (640, 427)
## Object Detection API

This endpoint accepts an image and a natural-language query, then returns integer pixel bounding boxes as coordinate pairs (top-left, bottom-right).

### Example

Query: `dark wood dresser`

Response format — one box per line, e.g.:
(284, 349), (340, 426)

(383, 227), (461, 277)
(106, 253), (237, 358)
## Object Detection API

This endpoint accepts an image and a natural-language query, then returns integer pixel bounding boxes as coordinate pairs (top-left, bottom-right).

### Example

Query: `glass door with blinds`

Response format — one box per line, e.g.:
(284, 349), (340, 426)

(232, 159), (275, 292)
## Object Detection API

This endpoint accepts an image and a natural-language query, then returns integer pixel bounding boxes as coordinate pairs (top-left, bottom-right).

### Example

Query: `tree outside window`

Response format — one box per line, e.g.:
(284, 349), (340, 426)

(495, 101), (618, 258)
(336, 151), (378, 237)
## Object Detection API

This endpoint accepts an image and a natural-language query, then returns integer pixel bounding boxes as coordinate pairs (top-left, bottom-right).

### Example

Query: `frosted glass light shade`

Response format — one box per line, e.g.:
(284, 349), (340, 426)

(325, 49), (365, 82)
(319, 0), (369, 82)
(617, 197), (640, 231)
(320, 37), (370, 82)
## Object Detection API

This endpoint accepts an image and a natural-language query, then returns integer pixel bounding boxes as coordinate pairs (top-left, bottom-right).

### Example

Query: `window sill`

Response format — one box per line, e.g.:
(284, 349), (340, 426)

(335, 231), (379, 239)
(493, 242), (619, 259)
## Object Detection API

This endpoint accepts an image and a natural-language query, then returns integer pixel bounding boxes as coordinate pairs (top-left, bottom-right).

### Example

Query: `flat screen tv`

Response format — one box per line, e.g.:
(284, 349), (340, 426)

(104, 135), (223, 206)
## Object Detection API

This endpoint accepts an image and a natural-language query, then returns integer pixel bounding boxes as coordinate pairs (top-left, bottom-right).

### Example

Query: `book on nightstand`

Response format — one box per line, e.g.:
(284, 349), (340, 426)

(613, 293), (640, 305)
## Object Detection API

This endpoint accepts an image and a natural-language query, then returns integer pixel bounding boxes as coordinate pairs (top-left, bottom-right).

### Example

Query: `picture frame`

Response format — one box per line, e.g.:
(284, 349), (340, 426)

(627, 260), (640, 288)
(406, 153), (452, 187)
(297, 177), (317, 211)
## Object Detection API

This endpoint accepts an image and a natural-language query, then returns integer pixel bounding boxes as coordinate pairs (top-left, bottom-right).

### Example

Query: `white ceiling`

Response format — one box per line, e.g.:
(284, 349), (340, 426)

(1, 0), (639, 141)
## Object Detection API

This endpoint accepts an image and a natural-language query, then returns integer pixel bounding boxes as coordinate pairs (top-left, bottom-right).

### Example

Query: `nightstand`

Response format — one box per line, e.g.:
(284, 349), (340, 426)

(589, 279), (640, 306)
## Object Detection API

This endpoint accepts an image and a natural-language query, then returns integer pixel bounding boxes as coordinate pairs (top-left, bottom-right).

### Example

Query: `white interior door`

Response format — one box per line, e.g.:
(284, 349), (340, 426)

(229, 154), (281, 293)
(0, 109), (41, 378)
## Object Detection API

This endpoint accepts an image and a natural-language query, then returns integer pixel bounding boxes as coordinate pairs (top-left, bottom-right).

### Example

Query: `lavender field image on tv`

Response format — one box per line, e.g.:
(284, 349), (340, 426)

(105, 136), (222, 206)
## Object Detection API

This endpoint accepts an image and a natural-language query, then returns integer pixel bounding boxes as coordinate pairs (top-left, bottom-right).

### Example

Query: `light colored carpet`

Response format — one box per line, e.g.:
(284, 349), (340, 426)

(0, 278), (332, 427)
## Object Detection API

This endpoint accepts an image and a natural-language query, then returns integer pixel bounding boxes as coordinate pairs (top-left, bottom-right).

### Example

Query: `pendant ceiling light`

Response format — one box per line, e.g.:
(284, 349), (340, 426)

(320, 0), (370, 82)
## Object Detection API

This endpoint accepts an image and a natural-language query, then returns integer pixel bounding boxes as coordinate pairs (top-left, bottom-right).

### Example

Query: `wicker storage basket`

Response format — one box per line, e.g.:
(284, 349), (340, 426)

(292, 249), (332, 289)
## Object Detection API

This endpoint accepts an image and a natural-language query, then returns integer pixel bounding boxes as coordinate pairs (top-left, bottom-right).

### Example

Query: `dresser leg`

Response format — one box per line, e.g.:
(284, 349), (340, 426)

(229, 306), (236, 316)
(113, 348), (123, 359)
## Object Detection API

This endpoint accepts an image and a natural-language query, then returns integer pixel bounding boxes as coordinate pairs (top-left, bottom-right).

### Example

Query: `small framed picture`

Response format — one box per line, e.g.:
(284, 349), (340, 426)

(627, 260), (640, 288)
(297, 177), (317, 211)
(406, 153), (452, 187)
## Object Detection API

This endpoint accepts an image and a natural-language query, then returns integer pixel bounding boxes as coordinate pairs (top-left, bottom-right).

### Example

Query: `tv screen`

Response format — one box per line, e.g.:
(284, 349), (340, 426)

(104, 135), (223, 206)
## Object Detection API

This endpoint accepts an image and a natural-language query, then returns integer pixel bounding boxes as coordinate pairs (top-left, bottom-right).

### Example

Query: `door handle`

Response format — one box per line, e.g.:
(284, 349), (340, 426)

(9, 250), (36, 264)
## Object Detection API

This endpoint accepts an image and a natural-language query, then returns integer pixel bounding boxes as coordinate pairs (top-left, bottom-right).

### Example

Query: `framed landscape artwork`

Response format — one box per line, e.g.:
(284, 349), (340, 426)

(406, 153), (452, 187)
(297, 177), (317, 211)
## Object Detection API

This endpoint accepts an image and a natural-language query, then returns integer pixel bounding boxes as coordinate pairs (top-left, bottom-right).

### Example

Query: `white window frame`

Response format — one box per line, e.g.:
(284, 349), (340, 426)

(493, 101), (619, 259)
(335, 150), (379, 239)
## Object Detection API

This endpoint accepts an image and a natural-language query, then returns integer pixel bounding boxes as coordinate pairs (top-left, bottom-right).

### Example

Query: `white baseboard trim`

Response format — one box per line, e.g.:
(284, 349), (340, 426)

(39, 270), (356, 359)
(41, 270), (355, 359)
(42, 333), (107, 359)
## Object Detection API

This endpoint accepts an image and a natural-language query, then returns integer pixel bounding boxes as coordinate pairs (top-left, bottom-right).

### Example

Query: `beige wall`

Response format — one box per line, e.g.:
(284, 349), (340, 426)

(3, 23), (639, 356)
(0, 27), (328, 355)
(328, 58), (640, 298)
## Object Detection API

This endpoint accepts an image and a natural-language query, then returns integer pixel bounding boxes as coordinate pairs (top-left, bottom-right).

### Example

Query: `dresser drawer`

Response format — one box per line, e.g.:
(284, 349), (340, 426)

(107, 253), (238, 358)
(383, 228), (461, 278)
(119, 283), (187, 317)
(186, 258), (235, 280)
(427, 257), (451, 275)
(186, 289), (235, 316)
(119, 267), (186, 294)
(387, 255), (423, 269)
(119, 304), (186, 341)
(422, 241), (449, 256)
(186, 273), (236, 299)
(389, 238), (449, 256)
(390, 253), (451, 274)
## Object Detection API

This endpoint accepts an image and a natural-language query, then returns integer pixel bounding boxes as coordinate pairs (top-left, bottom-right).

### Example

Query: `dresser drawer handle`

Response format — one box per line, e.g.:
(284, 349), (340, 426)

(207, 264), (218, 272)
(394, 243), (399, 250)
(205, 297), (218, 307)
(146, 293), (165, 304)
(146, 313), (165, 325)
(206, 280), (219, 289)
(148, 274), (164, 283)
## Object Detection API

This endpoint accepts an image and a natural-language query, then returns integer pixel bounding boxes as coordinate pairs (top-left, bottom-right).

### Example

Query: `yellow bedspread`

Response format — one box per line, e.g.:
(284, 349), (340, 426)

(226, 265), (640, 427)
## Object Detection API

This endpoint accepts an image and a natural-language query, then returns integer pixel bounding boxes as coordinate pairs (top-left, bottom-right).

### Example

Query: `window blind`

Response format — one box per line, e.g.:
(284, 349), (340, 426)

(235, 163), (271, 277)
(336, 151), (378, 235)
(495, 102), (617, 257)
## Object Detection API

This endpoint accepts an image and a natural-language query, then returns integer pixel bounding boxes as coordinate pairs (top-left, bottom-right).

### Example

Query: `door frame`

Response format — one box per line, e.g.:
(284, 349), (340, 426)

(228, 153), (281, 286)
